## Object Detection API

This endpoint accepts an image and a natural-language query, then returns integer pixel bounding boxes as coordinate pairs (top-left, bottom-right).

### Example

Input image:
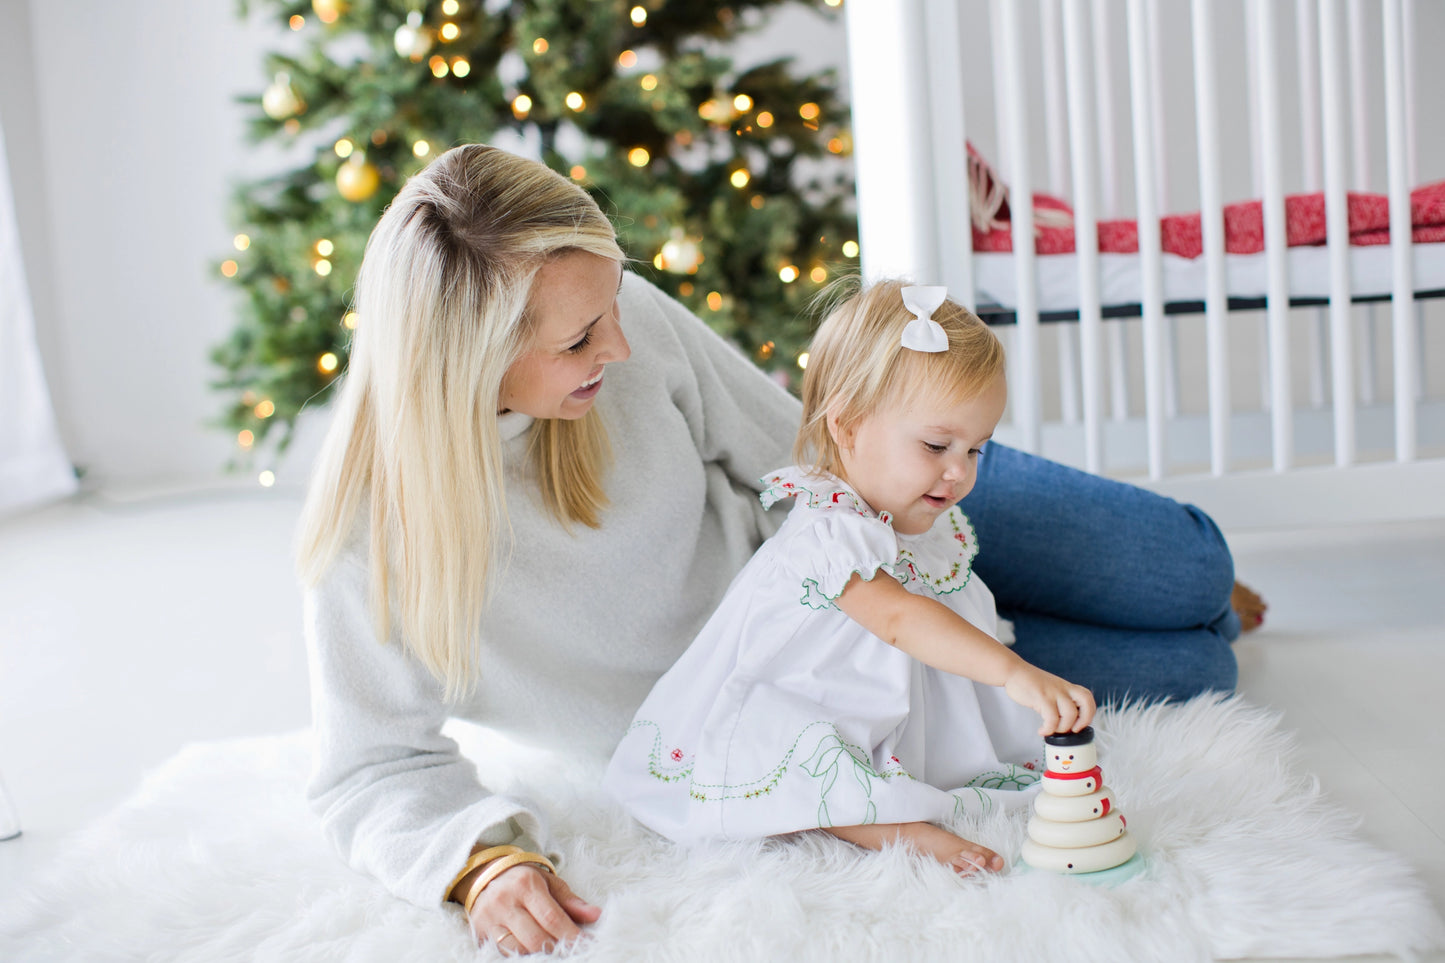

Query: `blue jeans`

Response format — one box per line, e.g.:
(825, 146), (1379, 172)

(958, 443), (1240, 705)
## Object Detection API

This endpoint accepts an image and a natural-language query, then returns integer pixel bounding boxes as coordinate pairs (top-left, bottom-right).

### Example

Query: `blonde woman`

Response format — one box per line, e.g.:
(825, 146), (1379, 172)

(300, 144), (1248, 955)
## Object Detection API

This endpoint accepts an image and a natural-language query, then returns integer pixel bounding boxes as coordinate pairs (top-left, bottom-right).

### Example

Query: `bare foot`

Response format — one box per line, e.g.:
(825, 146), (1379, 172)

(1232, 581), (1267, 632)
(824, 821), (1004, 876)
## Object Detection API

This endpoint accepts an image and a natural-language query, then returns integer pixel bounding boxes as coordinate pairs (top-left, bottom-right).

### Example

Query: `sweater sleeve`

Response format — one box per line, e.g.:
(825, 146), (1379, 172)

(626, 275), (801, 494)
(303, 550), (549, 910)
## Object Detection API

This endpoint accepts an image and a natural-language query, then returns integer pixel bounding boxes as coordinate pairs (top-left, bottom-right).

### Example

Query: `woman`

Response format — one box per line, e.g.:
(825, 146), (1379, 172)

(298, 144), (1250, 955)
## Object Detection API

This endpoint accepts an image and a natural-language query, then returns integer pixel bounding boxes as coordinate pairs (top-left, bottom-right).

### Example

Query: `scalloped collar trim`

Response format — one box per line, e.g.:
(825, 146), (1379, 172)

(758, 466), (980, 596)
(758, 467), (892, 525)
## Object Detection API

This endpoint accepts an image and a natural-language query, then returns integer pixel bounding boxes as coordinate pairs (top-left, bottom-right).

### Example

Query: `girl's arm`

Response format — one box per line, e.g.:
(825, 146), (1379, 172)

(834, 571), (1095, 735)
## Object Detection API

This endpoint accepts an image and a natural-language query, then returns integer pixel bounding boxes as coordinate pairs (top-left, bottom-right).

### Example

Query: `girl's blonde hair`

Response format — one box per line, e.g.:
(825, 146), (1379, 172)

(295, 144), (624, 698)
(795, 277), (1005, 475)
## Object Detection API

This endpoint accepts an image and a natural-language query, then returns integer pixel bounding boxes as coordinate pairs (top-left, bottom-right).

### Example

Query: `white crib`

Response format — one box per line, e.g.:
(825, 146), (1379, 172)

(843, 0), (1445, 528)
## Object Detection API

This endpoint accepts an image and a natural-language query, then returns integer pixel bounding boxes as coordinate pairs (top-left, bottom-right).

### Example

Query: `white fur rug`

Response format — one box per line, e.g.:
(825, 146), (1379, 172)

(1, 695), (1441, 962)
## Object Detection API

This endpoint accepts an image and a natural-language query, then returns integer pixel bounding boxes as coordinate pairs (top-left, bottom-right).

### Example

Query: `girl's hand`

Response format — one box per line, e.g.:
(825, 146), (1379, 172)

(465, 864), (600, 955)
(1003, 664), (1096, 736)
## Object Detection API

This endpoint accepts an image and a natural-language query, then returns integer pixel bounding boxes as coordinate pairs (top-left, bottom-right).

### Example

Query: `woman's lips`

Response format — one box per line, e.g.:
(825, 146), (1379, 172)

(571, 369), (604, 399)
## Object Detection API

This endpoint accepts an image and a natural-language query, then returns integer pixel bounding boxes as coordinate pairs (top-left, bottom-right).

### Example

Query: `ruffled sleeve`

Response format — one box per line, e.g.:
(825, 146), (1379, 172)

(759, 467), (900, 610)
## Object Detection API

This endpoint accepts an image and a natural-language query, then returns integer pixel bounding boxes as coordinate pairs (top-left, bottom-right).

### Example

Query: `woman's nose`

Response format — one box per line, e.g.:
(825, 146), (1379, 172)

(596, 309), (631, 364)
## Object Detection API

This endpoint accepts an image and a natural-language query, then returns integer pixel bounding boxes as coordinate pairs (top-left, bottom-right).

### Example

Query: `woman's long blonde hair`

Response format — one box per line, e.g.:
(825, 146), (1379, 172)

(795, 277), (1005, 475)
(295, 145), (624, 698)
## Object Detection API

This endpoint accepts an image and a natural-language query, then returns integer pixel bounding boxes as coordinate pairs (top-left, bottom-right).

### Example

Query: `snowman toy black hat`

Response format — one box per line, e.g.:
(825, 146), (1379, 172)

(1043, 726), (1094, 747)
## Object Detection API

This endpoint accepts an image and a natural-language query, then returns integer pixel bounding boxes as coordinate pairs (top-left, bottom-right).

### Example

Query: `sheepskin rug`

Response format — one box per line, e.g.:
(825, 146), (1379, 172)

(1, 695), (1441, 962)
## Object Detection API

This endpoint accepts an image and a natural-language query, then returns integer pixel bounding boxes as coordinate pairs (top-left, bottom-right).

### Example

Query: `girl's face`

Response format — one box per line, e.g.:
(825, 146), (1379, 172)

(829, 372), (1007, 535)
(499, 251), (630, 419)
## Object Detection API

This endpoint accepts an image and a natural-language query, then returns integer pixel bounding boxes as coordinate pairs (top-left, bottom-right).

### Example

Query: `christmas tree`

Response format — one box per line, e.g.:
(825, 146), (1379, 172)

(213, 0), (858, 469)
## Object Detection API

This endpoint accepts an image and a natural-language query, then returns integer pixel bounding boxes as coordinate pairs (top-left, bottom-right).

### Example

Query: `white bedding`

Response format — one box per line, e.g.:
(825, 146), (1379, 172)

(974, 243), (1445, 315)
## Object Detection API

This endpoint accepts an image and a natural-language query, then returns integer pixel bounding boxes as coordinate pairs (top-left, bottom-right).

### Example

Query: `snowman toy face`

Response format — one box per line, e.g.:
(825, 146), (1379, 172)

(1043, 727), (1098, 774)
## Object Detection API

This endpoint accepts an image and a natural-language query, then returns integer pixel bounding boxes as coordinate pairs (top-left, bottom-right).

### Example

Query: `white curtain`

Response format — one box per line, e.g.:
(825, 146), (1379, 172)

(0, 113), (74, 516)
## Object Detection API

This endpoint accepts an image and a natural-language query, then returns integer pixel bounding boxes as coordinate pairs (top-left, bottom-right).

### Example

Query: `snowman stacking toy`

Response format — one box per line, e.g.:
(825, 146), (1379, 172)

(1019, 726), (1137, 875)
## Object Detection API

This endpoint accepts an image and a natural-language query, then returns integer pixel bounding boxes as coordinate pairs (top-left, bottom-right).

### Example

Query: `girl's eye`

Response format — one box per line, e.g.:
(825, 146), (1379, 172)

(922, 441), (947, 454)
(968, 447), (982, 457)
(567, 329), (594, 353)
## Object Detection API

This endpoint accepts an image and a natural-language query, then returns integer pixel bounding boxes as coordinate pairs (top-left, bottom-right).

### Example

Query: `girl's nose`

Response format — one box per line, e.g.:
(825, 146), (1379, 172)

(596, 310), (632, 364)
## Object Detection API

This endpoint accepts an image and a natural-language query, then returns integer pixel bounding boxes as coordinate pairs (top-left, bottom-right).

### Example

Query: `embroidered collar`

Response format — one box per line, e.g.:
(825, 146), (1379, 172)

(758, 466), (980, 596)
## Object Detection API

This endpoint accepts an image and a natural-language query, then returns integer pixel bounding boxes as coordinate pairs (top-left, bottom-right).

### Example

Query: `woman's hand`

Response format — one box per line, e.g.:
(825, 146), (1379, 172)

(1004, 664), (1096, 736)
(465, 864), (600, 955)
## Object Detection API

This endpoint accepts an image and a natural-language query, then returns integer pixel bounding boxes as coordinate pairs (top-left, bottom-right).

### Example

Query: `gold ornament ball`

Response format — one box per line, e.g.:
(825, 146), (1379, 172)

(336, 158), (381, 202)
(659, 229), (703, 274)
(394, 12), (434, 60)
(311, 0), (348, 23)
(261, 73), (304, 120)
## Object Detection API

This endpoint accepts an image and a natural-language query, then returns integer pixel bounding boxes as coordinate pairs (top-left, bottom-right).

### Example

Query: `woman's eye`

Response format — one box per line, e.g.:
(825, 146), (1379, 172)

(567, 330), (594, 353)
(922, 442), (947, 454)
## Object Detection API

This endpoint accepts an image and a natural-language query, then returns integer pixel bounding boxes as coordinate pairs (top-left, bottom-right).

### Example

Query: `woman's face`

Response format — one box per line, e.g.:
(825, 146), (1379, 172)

(499, 251), (630, 419)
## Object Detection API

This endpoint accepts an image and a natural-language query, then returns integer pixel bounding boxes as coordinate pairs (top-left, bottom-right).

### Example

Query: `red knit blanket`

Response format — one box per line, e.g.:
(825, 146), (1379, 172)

(966, 143), (1445, 258)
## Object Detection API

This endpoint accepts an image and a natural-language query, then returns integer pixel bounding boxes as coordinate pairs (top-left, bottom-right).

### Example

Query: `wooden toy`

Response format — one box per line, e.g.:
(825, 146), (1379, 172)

(1019, 727), (1139, 877)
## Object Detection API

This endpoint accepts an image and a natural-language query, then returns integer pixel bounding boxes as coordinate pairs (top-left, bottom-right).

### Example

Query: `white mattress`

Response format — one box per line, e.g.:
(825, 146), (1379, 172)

(972, 243), (1445, 315)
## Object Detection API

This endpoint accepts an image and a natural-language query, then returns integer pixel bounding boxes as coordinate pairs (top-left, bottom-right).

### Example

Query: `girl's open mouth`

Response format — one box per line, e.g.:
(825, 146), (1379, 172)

(572, 370), (604, 399)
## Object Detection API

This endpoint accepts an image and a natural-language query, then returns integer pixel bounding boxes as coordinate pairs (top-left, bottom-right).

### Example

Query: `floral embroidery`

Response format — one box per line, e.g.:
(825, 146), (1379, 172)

(799, 731), (911, 827)
(893, 508), (979, 596)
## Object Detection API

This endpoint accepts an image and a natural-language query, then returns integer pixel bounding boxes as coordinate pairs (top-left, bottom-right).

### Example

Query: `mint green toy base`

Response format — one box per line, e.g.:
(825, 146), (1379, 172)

(1012, 851), (1145, 886)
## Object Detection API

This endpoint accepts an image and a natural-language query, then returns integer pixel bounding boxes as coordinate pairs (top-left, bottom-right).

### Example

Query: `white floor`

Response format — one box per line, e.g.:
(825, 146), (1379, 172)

(1, 485), (1442, 961)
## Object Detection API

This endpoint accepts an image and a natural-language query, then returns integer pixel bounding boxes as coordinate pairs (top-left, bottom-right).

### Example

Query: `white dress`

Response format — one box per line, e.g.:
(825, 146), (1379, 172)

(604, 467), (1045, 845)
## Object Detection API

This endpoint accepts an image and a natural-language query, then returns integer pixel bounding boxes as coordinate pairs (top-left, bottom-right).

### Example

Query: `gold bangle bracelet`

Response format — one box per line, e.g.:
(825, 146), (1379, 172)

(462, 852), (557, 916)
(446, 845), (524, 902)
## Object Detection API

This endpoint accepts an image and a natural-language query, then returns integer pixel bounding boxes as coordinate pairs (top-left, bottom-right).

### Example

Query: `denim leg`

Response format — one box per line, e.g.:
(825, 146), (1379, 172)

(1004, 609), (1239, 705)
(961, 442), (1240, 637)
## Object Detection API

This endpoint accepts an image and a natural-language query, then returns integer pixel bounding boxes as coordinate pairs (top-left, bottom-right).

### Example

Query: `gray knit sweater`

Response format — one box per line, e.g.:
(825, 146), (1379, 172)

(304, 273), (801, 909)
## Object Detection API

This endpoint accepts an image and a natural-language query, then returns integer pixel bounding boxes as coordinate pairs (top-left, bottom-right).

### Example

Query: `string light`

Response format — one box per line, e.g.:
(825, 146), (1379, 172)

(640, 74), (658, 91)
(451, 58), (470, 77)
(318, 352), (339, 373)
(284, 118), (301, 134)
(342, 312), (359, 329)
(233, 234), (250, 250)
(779, 265), (799, 282)
(628, 147), (650, 167)
(315, 238), (334, 256)
(413, 139), (431, 156)
(334, 138), (354, 158)
(733, 94), (752, 111)
(370, 129), (388, 145)
(315, 259), (332, 276)
(441, 0), (460, 13)
(828, 137), (845, 153)
(565, 91), (585, 110)
(653, 253), (665, 269)
(254, 400), (276, 419)
(750, 195), (765, 209)
(618, 49), (637, 68)
(729, 169), (750, 188)
(799, 102), (820, 120)
(429, 56), (449, 77)
(289, 14), (305, 30)
(439, 22), (460, 41)
(842, 240), (860, 258)
(630, 6), (647, 25)
(706, 292), (723, 310)
(679, 281), (695, 296)
(810, 266), (827, 283)
(237, 429), (254, 449)
(569, 164), (586, 180)
(258, 470), (276, 487)
(533, 38), (549, 54)
(757, 341), (775, 361)
(797, 352), (810, 369)
(512, 94), (532, 118)
(756, 111), (773, 128)
(220, 260), (238, 278)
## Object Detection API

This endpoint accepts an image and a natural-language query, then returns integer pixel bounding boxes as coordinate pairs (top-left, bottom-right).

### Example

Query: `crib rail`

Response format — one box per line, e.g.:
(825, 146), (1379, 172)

(843, 0), (1443, 526)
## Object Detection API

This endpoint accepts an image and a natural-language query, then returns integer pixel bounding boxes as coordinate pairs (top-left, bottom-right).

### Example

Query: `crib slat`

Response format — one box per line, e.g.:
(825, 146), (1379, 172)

(1382, 0), (1417, 461)
(1348, 0), (1379, 405)
(1040, 0), (1080, 426)
(922, 0), (973, 311)
(993, 0), (1042, 454)
(1252, 0), (1295, 472)
(1191, 0), (1231, 477)
(1062, 0), (1106, 473)
(1126, 0), (1166, 479)
(1319, 0), (1357, 465)
(1092, 0), (1131, 422)
(1297, 0), (1330, 412)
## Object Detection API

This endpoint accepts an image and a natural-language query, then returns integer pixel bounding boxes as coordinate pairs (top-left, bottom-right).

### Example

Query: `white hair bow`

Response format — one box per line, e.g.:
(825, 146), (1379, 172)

(899, 285), (949, 353)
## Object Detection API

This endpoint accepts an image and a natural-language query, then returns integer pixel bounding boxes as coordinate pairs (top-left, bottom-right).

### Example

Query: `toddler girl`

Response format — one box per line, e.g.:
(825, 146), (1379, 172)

(604, 279), (1095, 875)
